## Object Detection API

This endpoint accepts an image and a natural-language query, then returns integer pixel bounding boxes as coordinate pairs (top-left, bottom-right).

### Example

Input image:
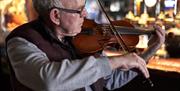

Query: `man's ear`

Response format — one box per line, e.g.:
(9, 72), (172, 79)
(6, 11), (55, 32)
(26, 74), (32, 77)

(49, 9), (60, 25)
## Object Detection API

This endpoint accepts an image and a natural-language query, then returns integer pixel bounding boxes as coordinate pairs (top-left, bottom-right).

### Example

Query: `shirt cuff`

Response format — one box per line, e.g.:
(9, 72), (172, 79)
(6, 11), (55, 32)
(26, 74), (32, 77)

(96, 57), (112, 77)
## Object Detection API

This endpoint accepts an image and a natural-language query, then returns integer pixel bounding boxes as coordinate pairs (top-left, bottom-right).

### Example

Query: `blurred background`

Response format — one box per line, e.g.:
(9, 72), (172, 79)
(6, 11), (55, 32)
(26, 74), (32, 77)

(0, 0), (180, 91)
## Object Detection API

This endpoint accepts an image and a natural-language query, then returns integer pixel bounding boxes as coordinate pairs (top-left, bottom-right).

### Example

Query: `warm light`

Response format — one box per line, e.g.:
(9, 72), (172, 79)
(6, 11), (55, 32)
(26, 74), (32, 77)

(136, 0), (143, 3)
(6, 0), (28, 31)
(125, 11), (135, 20)
(176, 12), (180, 19)
(138, 12), (149, 25)
(110, 1), (120, 12)
(147, 58), (180, 73)
(136, 35), (148, 49)
(158, 12), (165, 19)
(144, 0), (157, 7)
(135, 0), (143, 16)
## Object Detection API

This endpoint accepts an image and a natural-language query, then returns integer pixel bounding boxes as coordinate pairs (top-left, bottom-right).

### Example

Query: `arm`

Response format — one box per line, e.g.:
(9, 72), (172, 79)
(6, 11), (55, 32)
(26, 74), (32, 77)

(102, 25), (165, 90)
(7, 37), (112, 91)
(139, 25), (165, 62)
(99, 25), (165, 90)
(104, 70), (137, 90)
(102, 51), (147, 90)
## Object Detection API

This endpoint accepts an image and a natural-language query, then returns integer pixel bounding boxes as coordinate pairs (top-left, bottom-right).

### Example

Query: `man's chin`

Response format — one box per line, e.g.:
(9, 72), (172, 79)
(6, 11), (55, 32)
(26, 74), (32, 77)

(65, 33), (79, 36)
(70, 33), (78, 36)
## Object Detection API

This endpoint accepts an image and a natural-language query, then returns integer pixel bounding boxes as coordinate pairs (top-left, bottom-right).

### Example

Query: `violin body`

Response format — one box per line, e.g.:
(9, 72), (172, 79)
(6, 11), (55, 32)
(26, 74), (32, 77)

(72, 19), (142, 55)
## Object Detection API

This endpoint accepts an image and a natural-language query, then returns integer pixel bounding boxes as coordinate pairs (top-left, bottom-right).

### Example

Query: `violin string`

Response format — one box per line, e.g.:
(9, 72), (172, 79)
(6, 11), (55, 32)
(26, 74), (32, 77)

(96, 0), (130, 53)
(95, 0), (154, 87)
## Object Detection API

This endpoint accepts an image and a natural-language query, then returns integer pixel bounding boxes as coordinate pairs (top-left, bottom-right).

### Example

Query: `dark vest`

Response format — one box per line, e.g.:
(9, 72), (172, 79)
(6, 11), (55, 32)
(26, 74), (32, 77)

(6, 19), (105, 91)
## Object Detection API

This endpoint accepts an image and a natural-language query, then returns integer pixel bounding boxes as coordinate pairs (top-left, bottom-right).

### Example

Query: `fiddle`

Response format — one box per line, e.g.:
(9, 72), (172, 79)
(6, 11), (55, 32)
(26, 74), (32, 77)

(72, 19), (155, 55)
(72, 0), (155, 87)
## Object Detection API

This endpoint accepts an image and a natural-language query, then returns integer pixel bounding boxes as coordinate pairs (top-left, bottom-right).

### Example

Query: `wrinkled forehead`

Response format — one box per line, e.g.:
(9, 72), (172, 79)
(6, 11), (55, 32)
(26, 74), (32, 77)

(61, 0), (85, 9)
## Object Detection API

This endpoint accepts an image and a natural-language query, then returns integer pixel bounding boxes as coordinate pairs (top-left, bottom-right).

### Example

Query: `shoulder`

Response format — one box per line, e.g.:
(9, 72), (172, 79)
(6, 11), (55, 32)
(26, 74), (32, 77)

(6, 19), (41, 43)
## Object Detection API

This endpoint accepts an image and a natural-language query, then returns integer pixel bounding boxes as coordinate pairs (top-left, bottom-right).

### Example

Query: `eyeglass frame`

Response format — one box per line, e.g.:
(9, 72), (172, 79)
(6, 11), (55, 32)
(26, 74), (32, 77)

(50, 1), (86, 15)
(52, 7), (84, 14)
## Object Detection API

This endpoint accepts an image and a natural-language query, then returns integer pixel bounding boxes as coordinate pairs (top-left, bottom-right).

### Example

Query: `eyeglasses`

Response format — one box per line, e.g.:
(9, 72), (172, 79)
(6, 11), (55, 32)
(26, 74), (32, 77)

(54, 6), (85, 14)
(52, 1), (86, 15)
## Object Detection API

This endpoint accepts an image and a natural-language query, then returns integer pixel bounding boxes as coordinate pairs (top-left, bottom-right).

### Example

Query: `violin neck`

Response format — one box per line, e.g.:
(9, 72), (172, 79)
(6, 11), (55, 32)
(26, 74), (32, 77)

(114, 26), (155, 35)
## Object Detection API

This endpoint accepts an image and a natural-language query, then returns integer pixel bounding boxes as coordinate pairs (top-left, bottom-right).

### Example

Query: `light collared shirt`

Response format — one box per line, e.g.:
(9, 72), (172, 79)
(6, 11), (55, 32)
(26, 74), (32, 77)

(7, 37), (137, 91)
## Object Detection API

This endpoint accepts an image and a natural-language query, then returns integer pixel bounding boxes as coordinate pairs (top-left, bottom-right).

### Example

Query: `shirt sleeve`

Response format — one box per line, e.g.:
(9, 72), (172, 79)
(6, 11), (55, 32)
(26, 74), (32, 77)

(102, 49), (138, 90)
(104, 69), (138, 90)
(7, 37), (112, 91)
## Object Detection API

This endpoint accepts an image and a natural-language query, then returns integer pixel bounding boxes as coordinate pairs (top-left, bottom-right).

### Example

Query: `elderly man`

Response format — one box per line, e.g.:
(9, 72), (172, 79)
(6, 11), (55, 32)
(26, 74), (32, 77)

(6, 0), (165, 91)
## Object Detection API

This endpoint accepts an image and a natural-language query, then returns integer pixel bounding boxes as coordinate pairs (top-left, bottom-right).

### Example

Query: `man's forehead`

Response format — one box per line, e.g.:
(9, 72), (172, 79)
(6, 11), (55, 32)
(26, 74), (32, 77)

(61, 0), (85, 9)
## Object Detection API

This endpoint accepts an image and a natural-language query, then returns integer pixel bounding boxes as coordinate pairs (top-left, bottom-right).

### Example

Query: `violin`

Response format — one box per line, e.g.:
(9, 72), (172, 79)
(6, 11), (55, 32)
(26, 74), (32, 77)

(72, 0), (155, 87)
(72, 19), (155, 55)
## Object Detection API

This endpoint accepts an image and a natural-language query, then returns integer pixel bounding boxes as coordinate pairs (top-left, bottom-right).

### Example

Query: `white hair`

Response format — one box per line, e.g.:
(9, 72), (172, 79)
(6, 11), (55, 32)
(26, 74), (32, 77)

(32, 0), (63, 16)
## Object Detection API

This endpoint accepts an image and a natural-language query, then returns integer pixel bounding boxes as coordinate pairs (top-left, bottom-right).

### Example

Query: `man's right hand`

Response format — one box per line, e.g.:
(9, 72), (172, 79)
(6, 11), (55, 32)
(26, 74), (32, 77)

(109, 53), (150, 78)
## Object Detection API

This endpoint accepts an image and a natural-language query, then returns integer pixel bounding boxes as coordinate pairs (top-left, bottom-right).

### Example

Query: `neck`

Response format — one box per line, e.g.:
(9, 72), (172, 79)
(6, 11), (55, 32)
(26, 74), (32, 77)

(40, 18), (65, 42)
(57, 33), (64, 42)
